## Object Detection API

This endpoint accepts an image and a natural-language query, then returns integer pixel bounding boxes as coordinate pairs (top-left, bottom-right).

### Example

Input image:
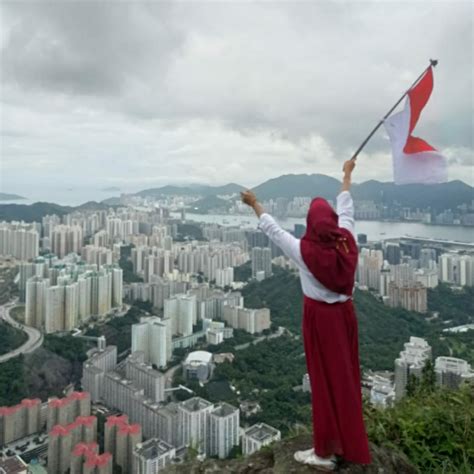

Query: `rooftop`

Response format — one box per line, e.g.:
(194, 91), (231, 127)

(181, 397), (213, 412)
(0, 457), (27, 473)
(184, 351), (213, 364)
(211, 403), (238, 418)
(134, 438), (175, 459)
(244, 423), (280, 442)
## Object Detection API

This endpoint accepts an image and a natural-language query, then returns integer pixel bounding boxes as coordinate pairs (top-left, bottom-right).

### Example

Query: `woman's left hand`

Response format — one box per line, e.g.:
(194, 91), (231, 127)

(241, 190), (258, 207)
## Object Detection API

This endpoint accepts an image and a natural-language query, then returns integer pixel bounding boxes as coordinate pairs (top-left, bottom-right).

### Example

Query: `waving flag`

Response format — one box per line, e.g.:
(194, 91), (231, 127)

(384, 66), (447, 185)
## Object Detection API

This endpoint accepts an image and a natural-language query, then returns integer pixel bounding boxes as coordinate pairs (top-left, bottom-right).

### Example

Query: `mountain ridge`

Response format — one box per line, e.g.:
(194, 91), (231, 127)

(1, 176), (472, 222)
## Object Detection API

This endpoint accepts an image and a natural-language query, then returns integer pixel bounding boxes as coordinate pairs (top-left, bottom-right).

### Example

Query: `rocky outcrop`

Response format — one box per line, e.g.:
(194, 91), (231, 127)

(164, 435), (417, 473)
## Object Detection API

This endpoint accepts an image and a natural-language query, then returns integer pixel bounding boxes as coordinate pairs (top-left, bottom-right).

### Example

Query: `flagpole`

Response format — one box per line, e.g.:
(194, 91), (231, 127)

(351, 59), (438, 161)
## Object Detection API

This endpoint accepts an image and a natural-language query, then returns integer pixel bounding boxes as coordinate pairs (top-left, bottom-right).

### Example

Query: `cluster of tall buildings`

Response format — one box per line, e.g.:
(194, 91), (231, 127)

(80, 345), (281, 466)
(129, 284), (265, 365)
(439, 253), (474, 287)
(0, 398), (42, 446)
(131, 240), (247, 285)
(0, 221), (40, 261)
(356, 240), (474, 313)
(24, 259), (123, 333)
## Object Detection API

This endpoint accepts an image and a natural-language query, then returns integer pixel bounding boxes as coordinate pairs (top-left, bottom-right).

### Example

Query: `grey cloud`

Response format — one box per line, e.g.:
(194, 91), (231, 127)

(1, 1), (184, 95)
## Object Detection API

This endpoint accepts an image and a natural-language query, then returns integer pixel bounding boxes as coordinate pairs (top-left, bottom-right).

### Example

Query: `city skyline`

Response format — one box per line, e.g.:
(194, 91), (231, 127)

(1, 1), (473, 200)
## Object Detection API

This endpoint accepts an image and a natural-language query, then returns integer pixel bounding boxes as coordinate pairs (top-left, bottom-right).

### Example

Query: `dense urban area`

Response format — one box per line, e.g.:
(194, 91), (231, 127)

(0, 185), (473, 473)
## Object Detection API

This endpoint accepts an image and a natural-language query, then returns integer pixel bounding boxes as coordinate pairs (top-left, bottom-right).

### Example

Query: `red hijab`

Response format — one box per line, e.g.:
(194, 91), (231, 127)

(300, 197), (358, 296)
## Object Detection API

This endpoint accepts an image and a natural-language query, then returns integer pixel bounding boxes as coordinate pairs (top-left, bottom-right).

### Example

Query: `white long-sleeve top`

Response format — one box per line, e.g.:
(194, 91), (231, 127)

(258, 191), (355, 303)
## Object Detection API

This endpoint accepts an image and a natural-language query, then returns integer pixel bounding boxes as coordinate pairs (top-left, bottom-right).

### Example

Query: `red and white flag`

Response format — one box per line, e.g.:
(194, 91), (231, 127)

(384, 67), (447, 185)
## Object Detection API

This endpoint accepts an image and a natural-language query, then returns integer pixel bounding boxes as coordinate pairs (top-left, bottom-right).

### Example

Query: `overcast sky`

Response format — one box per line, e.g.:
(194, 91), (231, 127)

(1, 0), (473, 201)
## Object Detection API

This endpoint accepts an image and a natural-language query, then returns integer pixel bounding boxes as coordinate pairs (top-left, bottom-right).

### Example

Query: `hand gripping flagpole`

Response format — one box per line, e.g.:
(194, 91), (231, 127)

(351, 59), (438, 161)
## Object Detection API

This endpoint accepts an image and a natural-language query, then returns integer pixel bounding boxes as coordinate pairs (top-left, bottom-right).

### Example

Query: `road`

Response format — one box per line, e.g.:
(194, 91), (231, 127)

(234, 326), (286, 351)
(164, 363), (182, 389)
(0, 299), (43, 363)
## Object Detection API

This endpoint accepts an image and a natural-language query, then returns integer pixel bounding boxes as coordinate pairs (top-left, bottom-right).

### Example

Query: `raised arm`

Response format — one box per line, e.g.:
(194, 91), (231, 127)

(341, 158), (356, 192)
(241, 190), (302, 264)
(338, 159), (356, 237)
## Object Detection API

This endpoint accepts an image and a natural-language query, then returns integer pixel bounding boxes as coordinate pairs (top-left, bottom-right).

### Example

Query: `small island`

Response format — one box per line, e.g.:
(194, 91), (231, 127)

(101, 186), (121, 192)
(0, 192), (26, 201)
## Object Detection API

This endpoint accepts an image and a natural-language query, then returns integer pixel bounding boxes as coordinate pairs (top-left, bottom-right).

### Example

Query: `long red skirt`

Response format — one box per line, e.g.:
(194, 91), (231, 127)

(302, 296), (371, 464)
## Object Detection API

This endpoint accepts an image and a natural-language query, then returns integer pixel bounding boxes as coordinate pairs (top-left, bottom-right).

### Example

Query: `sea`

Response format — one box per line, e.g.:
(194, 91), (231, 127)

(175, 213), (474, 244)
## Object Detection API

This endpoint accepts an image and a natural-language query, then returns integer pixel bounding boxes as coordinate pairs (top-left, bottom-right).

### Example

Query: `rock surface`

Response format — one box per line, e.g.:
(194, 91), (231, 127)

(163, 435), (417, 473)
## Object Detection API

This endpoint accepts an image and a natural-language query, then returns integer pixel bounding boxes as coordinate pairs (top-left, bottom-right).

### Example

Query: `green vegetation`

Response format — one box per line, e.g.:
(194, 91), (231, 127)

(428, 283), (474, 326)
(233, 262), (252, 282)
(241, 268), (474, 369)
(0, 266), (19, 304)
(177, 223), (204, 241)
(366, 363), (474, 473)
(85, 304), (146, 353)
(0, 356), (28, 405)
(178, 334), (311, 434)
(0, 321), (28, 356)
(43, 335), (90, 363)
(119, 244), (143, 283)
(10, 305), (25, 324)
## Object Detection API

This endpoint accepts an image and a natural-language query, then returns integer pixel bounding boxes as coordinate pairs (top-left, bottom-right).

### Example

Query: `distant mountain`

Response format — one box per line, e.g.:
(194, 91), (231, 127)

(0, 202), (72, 222)
(135, 183), (244, 198)
(351, 180), (474, 211)
(251, 174), (473, 211)
(101, 197), (122, 205)
(252, 174), (341, 200)
(0, 192), (26, 201)
(75, 201), (113, 211)
(189, 195), (232, 214)
(0, 201), (116, 223)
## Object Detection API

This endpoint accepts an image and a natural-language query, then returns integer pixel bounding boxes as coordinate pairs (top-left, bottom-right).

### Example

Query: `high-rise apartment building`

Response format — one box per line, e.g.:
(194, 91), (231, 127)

(125, 352), (165, 402)
(81, 347), (118, 402)
(388, 282), (427, 313)
(251, 247), (272, 279)
(132, 317), (172, 368)
(439, 253), (474, 287)
(177, 397), (214, 455)
(164, 294), (196, 337)
(435, 357), (474, 389)
(223, 306), (271, 334)
(394, 337), (432, 400)
(209, 403), (240, 459)
(51, 225), (83, 258)
(104, 415), (142, 474)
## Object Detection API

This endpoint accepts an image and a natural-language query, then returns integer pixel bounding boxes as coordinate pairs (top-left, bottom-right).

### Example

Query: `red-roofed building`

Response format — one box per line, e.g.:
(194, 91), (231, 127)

(48, 416), (98, 474)
(0, 399), (42, 445)
(104, 415), (141, 473)
(70, 442), (100, 474)
(47, 392), (91, 431)
(83, 453), (113, 474)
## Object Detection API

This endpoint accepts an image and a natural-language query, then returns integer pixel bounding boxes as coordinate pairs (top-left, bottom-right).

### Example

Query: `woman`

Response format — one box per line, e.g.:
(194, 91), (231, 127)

(241, 159), (371, 470)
